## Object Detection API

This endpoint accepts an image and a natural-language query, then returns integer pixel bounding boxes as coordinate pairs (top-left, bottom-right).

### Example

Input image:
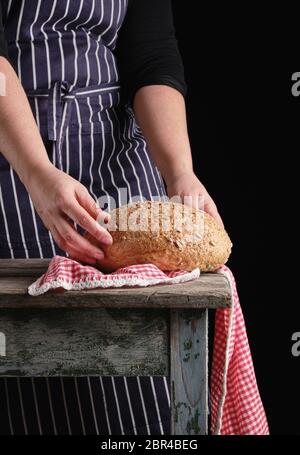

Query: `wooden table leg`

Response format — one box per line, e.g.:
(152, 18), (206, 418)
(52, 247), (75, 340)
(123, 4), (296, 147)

(170, 309), (208, 435)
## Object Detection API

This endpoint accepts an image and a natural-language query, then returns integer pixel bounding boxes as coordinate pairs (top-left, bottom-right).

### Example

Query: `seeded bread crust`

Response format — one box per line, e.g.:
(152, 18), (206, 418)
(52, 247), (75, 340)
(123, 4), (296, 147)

(85, 201), (232, 272)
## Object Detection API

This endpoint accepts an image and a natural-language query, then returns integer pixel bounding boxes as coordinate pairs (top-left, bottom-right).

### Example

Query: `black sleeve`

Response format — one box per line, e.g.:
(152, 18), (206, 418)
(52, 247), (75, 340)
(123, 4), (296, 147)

(0, 2), (8, 58)
(115, 0), (187, 103)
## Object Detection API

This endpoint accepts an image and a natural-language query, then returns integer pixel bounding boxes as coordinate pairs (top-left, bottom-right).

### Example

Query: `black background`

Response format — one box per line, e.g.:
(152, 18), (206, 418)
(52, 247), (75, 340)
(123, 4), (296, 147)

(172, 2), (299, 435)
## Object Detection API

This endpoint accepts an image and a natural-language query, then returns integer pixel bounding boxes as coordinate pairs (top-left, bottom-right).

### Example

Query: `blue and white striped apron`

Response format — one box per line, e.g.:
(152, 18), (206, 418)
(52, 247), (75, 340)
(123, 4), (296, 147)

(0, 0), (170, 434)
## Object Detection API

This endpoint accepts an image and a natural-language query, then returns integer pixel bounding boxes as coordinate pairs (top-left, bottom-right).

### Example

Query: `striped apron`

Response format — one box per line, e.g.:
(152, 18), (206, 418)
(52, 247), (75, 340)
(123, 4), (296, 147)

(0, 0), (170, 434)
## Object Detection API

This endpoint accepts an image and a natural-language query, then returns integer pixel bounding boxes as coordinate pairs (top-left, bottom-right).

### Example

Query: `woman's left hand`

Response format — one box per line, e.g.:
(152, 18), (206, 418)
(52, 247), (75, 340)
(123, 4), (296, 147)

(166, 171), (224, 227)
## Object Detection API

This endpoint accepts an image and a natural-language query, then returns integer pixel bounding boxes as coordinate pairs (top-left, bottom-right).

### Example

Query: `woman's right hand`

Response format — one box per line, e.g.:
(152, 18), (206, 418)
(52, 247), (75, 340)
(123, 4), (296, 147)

(24, 161), (113, 264)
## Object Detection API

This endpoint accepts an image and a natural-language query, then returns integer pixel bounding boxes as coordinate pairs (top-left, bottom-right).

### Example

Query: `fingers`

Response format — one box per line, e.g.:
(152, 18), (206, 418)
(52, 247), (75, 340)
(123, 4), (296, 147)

(175, 191), (224, 227)
(50, 225), (97, 264)
(75, 186), (100, 219)
(62, 201), (112, 246)
(51, 217), (105, 263)
(205, 199), (224, 227)
(169, 191), (199, 209)
(96, 210), (111, 227)
(75, 187), (111, 223)
(50, 184), (112, 262)
(174, 190), (205, 211)
(74, 187), (112, 241)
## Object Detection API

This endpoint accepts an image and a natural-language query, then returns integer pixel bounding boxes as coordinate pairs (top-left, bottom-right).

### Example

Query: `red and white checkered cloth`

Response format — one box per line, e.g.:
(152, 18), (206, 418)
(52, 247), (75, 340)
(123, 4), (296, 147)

(28, 256), (269, 435)
(211, 266), (269, 435)
(28, 255), (200, 294)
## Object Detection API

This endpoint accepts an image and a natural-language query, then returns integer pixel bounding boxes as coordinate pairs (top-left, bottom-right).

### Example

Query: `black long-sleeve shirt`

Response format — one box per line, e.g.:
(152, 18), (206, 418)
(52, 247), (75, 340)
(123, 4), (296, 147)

(0, 2), (7, 58)
(0, 0), (187, 99)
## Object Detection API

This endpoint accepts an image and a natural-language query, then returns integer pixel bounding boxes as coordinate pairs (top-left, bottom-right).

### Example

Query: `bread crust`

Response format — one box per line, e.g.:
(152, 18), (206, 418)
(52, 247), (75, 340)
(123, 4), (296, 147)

(85, 201), (232, 272)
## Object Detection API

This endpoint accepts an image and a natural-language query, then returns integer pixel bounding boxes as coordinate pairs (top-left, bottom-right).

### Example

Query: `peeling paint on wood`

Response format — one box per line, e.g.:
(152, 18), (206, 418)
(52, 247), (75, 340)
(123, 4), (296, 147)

(170, 309), (208, 435)
(0, 308), (169, 376)
(186, 409), (201, 435)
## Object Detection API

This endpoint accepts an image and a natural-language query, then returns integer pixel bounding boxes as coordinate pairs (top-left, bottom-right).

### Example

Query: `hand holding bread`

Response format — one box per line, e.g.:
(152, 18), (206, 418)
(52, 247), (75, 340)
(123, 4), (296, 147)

(85, 201), (232, 272)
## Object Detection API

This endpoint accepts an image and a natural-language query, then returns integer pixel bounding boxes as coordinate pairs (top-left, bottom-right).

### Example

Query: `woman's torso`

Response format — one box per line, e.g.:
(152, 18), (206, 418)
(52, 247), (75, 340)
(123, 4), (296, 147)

(0, 0), (166, 259)
(2, 0), (127, 90)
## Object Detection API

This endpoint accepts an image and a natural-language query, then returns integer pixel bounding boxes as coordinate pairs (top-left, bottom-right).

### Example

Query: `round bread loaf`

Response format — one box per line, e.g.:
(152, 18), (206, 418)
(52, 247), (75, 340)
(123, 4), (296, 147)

(85, 201), (232, 272)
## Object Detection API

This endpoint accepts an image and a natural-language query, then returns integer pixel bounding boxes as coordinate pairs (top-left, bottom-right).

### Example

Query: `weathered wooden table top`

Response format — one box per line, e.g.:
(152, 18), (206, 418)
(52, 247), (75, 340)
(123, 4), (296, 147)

(0, 259), (232, 309)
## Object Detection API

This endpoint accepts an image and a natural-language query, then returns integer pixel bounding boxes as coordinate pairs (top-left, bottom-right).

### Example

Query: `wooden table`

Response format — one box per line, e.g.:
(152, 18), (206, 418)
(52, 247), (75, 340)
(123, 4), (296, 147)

(0, 259), (231, 435)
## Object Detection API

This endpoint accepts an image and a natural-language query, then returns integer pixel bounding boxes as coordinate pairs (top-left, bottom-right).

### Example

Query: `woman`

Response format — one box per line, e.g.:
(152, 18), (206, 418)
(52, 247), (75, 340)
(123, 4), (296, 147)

(0, 0), (222, 434)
